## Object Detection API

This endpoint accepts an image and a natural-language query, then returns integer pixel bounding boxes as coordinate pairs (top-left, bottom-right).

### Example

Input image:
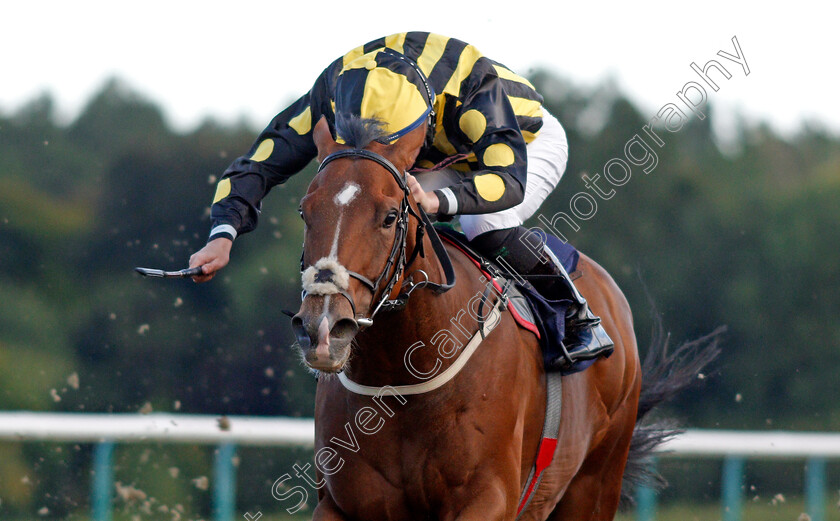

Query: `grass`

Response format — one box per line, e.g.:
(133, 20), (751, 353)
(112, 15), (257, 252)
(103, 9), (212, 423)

(615, 498), (840, 521)
(106, 499), (836, 521)
(240, 498), (840, 521)
(6, 497), (839, 520)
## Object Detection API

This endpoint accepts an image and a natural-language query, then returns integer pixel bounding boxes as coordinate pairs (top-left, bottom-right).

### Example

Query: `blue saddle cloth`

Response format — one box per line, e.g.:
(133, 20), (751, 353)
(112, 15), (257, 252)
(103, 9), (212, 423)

(514, 231), (598, 375)
(435, 227), (596, 375)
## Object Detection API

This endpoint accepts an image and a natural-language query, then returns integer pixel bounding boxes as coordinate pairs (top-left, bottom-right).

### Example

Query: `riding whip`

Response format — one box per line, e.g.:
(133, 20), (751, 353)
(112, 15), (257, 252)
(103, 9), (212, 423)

(134, 266), (204, 278)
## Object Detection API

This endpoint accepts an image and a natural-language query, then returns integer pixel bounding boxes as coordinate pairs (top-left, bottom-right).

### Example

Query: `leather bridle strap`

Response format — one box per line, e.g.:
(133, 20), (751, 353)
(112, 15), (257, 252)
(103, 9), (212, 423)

(337, 296), (503, 395)
(319, 149), (410, 191)
(307, 148), (455, 327)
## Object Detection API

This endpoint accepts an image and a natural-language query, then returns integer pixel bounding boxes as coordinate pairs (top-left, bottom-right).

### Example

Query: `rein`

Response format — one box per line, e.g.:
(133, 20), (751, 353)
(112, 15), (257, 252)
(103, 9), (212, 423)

(305, 148), (456, 328)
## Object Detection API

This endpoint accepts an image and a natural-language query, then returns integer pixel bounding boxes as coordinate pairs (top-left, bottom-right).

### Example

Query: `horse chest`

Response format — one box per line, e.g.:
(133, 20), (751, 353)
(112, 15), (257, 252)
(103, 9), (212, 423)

(319, 400), (487, 518)
(328, 438), (479, 520)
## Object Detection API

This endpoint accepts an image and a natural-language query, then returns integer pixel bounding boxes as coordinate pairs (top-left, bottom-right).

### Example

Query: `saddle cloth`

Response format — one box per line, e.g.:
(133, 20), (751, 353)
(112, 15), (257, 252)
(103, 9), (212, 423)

(436, 226), (597, 375)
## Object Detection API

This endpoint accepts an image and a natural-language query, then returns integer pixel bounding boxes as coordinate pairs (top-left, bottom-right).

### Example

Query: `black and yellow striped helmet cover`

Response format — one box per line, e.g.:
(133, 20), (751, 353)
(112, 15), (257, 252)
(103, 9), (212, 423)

(334, 49), (435, 144)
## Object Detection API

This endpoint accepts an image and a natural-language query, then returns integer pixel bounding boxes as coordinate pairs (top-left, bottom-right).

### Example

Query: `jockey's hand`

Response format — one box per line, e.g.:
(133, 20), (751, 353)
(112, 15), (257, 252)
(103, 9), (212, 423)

(406, 173), (440, 214)
(189, 237), (232, 283)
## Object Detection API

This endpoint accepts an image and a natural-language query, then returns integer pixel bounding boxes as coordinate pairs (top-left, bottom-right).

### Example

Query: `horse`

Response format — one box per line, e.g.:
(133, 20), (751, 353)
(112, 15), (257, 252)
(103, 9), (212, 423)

(290, 116), (708, 520)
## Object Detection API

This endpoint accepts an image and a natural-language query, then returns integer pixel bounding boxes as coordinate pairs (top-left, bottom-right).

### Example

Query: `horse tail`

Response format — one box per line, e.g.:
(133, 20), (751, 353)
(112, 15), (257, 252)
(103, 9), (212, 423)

(620, 304), (725, 505)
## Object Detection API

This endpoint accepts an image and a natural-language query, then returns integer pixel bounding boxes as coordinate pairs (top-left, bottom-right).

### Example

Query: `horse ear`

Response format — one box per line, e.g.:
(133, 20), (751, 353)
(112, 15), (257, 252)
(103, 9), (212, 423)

(313, 116), (337, 162)
(387, 122), (427, 171)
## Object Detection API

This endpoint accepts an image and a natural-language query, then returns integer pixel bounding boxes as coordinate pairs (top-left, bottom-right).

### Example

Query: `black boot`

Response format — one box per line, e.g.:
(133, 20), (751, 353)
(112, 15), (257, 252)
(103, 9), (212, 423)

(527, 246), (614, 371)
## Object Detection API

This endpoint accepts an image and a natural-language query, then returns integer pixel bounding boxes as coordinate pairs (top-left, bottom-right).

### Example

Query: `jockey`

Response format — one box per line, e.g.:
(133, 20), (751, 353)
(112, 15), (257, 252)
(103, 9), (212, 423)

(190, 32), (613, 371)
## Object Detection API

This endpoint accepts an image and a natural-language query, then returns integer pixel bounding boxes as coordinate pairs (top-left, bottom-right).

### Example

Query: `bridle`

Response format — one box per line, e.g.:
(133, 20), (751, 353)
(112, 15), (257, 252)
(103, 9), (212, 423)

(302, 148), (456, 328)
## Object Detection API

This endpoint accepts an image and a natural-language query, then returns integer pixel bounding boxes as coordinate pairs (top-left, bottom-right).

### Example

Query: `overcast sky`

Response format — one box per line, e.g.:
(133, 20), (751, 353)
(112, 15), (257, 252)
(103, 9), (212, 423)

(4, 0), (838, 138)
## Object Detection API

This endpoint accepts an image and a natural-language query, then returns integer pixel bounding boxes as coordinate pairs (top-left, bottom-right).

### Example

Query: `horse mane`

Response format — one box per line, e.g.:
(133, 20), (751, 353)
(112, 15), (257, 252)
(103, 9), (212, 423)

(335, 113), (389, 149)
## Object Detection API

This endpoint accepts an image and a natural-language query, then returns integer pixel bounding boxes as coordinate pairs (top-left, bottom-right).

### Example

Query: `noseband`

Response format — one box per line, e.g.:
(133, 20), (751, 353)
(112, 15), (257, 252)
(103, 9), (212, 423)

(302, 148), (455, 328)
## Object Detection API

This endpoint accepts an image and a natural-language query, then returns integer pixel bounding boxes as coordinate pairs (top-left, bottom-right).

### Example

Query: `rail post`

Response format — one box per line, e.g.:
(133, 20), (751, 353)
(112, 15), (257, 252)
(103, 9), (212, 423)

(213, 442), (237, 521)
(91, 440), (115, 521)
(805, 457), (826, 521)
(721, 455), (744, 521)
(635, 457), (658, 521)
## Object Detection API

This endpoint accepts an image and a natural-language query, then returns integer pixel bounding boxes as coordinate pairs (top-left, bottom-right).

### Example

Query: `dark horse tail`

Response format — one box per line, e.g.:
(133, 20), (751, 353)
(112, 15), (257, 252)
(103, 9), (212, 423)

(620, 307), (725, 504)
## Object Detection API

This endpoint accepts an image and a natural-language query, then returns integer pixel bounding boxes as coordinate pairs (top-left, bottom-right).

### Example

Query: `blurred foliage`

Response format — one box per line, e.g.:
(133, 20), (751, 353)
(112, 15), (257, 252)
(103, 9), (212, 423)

(0, 72), (838, 517)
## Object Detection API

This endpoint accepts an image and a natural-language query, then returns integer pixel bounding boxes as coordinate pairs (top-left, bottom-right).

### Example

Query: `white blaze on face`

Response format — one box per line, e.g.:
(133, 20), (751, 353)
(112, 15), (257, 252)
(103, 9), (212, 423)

(334, 182), (360, 206)
(327, 182), (361, 258)
(301, 182), (360, 298)
(315, 316), (331, 358)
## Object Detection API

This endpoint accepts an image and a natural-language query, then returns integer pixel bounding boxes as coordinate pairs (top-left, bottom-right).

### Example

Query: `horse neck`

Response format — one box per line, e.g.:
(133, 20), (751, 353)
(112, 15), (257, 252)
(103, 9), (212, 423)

(344, 233), (486, 387)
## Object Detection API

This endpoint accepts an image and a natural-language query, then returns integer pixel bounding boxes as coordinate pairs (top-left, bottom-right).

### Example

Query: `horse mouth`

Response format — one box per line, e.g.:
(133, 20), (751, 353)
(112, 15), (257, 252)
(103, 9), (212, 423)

(292, 310), (359, 373)
(303, 345), (352, 373)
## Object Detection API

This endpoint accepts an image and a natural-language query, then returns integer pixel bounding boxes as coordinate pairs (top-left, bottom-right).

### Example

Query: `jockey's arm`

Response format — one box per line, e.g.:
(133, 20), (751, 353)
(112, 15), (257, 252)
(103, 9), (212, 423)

(207, 91), (320, 242)
(191, 61), (340, 282)
(427, 75), (528, 218)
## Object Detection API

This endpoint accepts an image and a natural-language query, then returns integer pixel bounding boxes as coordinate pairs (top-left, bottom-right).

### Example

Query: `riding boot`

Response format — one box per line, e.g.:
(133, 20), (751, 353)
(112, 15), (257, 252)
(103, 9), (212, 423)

(527, 246), (615, 371)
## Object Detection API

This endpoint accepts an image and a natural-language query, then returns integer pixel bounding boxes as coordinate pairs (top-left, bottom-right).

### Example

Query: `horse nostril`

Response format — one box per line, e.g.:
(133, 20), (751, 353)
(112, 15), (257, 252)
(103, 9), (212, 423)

(330, 317), (359, 343)
(291, 315), (311, 349)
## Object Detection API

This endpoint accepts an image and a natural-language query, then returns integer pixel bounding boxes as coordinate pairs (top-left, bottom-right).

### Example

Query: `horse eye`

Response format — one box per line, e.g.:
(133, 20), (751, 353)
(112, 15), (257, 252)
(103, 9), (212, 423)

(383, 210), (398, 228)
(298, 206), (304, 219)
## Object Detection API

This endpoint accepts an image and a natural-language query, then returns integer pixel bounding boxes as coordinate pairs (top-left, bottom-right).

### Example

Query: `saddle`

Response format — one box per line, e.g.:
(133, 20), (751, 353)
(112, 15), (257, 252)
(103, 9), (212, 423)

(435, 226), (598, 376)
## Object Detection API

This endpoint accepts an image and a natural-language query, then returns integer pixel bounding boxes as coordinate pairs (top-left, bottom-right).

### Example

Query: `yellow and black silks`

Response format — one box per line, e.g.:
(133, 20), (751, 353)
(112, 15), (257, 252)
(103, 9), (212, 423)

(209, 32), (544, 242)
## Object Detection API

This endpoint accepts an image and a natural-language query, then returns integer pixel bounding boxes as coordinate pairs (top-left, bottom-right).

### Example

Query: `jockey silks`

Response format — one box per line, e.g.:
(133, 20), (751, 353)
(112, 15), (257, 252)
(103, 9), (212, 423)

(208, 32), (544, 242)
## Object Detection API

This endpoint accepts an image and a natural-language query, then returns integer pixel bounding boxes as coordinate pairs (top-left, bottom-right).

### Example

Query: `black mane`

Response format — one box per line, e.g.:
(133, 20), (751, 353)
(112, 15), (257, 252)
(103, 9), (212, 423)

(335, 113), (389, 149)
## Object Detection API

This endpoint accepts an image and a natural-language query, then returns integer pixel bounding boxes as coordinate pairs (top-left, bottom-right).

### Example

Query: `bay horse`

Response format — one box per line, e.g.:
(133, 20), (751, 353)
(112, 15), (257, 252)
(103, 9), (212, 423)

(291, 116), (707, 520)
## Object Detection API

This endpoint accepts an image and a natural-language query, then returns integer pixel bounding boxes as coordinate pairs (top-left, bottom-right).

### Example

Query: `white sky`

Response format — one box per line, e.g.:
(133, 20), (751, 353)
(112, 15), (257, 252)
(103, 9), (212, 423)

(3, 0), (838, 138)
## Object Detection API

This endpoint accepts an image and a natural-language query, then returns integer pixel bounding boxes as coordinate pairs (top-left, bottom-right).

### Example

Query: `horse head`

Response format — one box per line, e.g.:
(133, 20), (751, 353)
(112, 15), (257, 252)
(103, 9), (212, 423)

(291, 116), (426, 372)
